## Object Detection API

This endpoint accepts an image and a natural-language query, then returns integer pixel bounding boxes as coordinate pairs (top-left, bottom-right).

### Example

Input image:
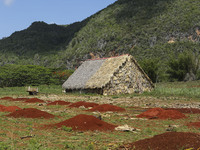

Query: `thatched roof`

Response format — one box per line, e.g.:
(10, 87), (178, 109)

(62, 54), (154, 90)
(85, 55), (127, 89)
(62, 59), (105, 89)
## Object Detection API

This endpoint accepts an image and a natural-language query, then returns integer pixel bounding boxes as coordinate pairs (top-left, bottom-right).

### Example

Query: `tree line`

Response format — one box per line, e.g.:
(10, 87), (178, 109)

(0, 64), (73, 87)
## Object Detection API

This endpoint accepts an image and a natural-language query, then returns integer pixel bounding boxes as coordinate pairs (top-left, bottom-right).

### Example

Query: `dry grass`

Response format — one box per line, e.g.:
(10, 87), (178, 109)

(0, 91), (200, 149)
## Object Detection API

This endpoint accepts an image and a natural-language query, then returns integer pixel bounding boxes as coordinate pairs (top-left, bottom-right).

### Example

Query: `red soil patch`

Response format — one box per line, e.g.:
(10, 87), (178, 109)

(158, 109), (186, 119)
(45, 114), (117, 131)
(0, 97), (30, 101)
(47, 100), (71, 106)
(12, 98), (30, 101)
(0, 97), (14, 100)
(6, 108), (55, 119)
(120, 132), (200, 150)
(2, 106), (21, 112)
(165, 108), (200, 114)
(187, 122), (200, 128)
(0, 104), (6, 110)
(136, 108), (163, 119)
(24, 98), (45, 103)
(136, 108), (186, 119)
(87, 104), (125, 112)
(68, 101), (99, 108)
(0, 104), (21, 112)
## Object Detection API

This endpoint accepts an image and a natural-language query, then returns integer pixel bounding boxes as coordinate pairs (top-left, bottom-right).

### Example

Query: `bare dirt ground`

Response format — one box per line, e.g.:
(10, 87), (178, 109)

(39, 94), (200, 109)
(0, 94), (200, 149)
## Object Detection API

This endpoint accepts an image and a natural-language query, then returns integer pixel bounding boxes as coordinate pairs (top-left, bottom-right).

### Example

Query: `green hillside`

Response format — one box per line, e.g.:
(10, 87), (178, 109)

(64, 0), (200, 59)
(0, 0), (200, 82)
(0, 21), (87, 67)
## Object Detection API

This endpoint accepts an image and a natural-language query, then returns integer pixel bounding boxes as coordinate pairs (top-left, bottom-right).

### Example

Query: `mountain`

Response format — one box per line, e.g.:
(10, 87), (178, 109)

(0, 0), (200, 80)
(64, 0), (200, 59)
(0, 20), (88, 66)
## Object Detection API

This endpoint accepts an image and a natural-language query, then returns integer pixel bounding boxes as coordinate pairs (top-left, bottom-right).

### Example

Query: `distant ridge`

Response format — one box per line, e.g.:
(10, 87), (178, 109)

(0, 0), (199, 73)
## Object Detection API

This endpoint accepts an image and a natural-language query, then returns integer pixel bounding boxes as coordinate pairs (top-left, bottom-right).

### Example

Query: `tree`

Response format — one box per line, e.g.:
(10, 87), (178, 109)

(139, 58), (160, 83)
(167, 52), (198, 81)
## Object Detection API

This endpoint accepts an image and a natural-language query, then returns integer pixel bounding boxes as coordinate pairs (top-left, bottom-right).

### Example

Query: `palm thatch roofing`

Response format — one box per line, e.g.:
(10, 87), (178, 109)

(62, 54), (154, 90)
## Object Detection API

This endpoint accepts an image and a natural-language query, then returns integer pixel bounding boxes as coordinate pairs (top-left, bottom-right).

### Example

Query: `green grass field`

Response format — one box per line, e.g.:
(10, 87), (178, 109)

(0, 81), (199, 149)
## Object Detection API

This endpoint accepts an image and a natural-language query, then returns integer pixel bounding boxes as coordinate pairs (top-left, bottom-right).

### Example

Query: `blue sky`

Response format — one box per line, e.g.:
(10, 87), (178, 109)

(0, 0), (117, 39)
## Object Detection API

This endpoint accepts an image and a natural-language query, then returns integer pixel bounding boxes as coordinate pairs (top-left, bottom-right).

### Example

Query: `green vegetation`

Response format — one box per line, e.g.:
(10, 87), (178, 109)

(0, 0), (199, 83)
(167, 51), (199, 81)
(62, 126), (72, 132)
(0, 85), (62, 96)
(139, 58), (161, 83)
(145, 83), (200, 99)
(0, 81), (199, 149)
(0, 64), (73, 87)
(0, 80), (200, 99)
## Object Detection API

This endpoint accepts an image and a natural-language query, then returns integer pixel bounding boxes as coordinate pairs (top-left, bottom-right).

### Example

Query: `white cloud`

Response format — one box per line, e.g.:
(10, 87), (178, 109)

(2, 0), (15, 6)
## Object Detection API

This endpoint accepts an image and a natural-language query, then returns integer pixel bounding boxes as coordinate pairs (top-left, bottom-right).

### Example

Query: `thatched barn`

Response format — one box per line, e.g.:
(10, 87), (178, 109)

(62, 54), (154, 95)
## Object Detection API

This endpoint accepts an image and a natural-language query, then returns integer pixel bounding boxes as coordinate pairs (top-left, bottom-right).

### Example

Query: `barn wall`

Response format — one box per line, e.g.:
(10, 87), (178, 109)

(65, 88), (103, 94)
(102, 58), (154, 95)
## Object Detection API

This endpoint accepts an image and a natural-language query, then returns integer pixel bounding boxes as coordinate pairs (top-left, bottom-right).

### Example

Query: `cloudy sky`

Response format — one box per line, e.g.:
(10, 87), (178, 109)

(0, 0), (117, 39)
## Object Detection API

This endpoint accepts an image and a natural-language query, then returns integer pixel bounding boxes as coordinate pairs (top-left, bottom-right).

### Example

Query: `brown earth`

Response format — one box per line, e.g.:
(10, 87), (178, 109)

(0, 104), (6, 110)
(68, 101), (99, 108)
(0, 104), (21, 112)
(87, 104), (125, 112)
(24, 98), (45, 103)
(1, 106), (21, 112)
(187, 122), (200, 128)
(119, 132), (200, 150)
(165, 108), (200, 114)
(0, 97), (30, 101)
(45, 114), (117, 131)
(136, 108), (163, 119)
(0, 97), (14, 100)
(136, 108), (186, 119)
(6, 108), (55, 119)
(12, 98), (30, 101)
(0, 94), (200, 149)
(47, 100), (71, 106)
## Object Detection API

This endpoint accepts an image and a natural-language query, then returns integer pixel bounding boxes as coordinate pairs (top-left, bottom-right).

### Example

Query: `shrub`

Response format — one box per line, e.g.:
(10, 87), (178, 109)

(167, 52), (198, 81)
(0, 64), (73, 87)
(139, 58), (160, 83)
(52, 69), (74, 85)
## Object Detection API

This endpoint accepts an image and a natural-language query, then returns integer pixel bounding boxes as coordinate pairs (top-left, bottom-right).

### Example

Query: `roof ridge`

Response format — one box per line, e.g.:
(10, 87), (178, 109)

(86, 54), (129, 61)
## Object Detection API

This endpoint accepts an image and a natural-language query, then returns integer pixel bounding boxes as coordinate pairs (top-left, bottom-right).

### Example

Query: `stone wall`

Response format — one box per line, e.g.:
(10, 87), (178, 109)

(66, 88), (103, 94)
(102, 57), (154, 95)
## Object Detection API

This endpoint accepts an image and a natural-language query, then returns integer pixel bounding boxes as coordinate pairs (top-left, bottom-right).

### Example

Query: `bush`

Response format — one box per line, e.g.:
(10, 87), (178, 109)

(0, 65), (73, 87)
(52, 69), (74, 85)
(167, 52), (198, 81)
(139, 58), (160, 83)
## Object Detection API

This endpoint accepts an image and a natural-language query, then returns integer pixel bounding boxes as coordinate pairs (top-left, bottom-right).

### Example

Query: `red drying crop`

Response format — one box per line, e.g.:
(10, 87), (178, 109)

(187, 122), (200, 128)
(136, 108), (186, 119)
(0, 104), (21, 112)
(0, 97), (14, 100)
(24, 98), (45, 103)
(6, 108), (55, 119)
(68, 101), (99, 108)
(165, 108), (200, 114)
(0, 104), (7, 111)
(47, 100), (71, 106)
(87, 104), (125, 112)
(120, 132), (200, 150)
(13, 98), (30, 101)
(2, 106), (21, 112)
(45, 114), (117, 131)
(158, 109), (186, 119)
(136, 108), (164, 119)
